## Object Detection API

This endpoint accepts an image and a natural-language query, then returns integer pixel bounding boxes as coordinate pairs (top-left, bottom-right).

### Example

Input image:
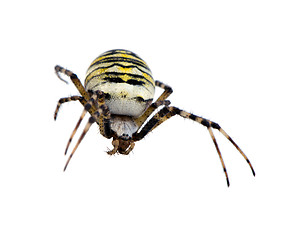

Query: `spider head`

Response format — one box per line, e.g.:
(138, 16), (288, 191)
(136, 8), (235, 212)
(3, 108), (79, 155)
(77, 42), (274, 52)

(108, 115), (138, 155)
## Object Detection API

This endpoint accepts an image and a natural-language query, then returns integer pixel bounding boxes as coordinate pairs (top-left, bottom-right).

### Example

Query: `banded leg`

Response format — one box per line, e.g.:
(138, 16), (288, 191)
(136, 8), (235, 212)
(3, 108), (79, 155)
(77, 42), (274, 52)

(135, 80), (173, 127)
(64, 91), (112, 171)
(54, 96), (86, 120)
(55, 65), (98, 118)
(133, 106), (255, 187)
(154, 81), (173, 102)
(64, 94), (99, 155)
(55, 65), (91, 103)
(94, 91), (113, 138)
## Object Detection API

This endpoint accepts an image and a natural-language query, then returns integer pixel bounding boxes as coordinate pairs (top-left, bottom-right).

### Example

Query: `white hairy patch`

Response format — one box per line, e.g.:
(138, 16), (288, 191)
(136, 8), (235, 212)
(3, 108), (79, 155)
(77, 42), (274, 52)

(110, 116), (138, 138)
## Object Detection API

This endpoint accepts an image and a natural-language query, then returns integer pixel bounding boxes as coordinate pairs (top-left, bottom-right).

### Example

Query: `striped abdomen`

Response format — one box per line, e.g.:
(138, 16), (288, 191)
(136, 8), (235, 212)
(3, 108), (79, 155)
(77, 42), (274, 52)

(85, 49), (155, 118)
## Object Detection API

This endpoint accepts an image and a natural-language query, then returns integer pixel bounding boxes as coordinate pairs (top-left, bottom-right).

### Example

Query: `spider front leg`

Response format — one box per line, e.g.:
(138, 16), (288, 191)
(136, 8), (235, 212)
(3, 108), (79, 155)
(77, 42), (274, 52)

(63, 93), (100, 155)
(55, 65), (97, 116)
(54, 96), (86, 120)
(133, 106), (255, 187)
(55, 66), (89, 99)
(63, 90), (112, 171)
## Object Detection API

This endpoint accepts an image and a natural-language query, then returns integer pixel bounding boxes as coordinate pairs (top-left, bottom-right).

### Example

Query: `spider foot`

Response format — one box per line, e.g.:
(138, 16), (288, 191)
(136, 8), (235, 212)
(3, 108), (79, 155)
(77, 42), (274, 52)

(107, 148), (117, 155)
(107, 139), (119, 155)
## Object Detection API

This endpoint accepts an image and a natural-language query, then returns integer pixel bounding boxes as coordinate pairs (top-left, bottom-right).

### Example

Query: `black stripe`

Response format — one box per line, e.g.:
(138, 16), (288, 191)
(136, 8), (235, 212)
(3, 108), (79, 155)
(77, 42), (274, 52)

(101, 49), (143, 60)
(87, 71), (154, 87)
(126, 79), (144, 85)
(189, 114), (197, 121)
(131, 97), (153, 102)
(103, 77), (124, 84)
(211, 122), (220, 129)
(90, 57), (151, 71)
(90, 79), (154, 94)
(100, 71), (146, 79)
(86, 63), (153, 80)
(102, 77), (144, 86)
(201, 119), (210, 127)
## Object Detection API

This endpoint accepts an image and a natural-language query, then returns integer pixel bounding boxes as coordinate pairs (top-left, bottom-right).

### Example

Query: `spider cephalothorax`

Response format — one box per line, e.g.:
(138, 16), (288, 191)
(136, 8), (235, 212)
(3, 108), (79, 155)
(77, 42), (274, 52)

(54, 49), (255, 186)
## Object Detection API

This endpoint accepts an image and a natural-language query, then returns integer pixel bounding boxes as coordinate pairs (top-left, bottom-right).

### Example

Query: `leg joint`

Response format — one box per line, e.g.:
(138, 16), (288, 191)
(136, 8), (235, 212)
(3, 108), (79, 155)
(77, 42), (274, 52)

(155, 80), (173, 93)
(200, 119), (210, 127)
(211, 122), (221, 130)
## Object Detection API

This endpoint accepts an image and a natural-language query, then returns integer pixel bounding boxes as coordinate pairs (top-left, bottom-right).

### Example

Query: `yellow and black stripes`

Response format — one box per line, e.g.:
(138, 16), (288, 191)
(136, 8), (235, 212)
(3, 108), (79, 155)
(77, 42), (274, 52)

(84, 49), (156, 117)
(85, 49), (154, 91)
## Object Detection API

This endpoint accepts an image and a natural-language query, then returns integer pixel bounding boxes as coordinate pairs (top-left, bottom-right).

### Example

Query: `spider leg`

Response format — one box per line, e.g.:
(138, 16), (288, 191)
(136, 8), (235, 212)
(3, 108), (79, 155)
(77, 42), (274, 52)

(55, 67), (69, 84)
(54, 96), (86, 120)
(217, 127), (255, 176)
(64, 113), (99, 171)
(64, 94), (98, 155)
(93, 90), (112, 138)
(135, 80), (173, 127)
(64, 91), (112, 171)
(154, 81), (173, 102)
(133, 106), (255, 186)
(119, 141), (135, 155)
(107, 139), (119, 155)
(207, 127), (230, 187)
(55, 65), (91, 102)
(55, 65), (98, 116)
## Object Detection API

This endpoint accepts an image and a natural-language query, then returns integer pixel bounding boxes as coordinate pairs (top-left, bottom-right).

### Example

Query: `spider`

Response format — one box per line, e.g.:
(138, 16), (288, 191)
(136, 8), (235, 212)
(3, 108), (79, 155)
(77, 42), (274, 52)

(54, 49), (255, 186)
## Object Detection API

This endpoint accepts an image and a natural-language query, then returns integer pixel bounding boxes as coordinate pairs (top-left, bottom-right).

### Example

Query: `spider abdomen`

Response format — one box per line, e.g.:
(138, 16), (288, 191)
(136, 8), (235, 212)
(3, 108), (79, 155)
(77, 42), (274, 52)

(85, 49), (155, 118)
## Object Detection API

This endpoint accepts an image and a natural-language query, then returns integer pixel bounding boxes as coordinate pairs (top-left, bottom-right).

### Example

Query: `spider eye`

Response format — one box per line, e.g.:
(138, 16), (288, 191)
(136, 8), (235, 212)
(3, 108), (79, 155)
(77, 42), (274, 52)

(120, 133), (131, 140)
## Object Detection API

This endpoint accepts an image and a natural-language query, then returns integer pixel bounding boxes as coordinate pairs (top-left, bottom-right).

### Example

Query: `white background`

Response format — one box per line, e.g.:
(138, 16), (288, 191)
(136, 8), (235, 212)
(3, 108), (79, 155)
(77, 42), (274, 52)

(1, 0), (293, 239)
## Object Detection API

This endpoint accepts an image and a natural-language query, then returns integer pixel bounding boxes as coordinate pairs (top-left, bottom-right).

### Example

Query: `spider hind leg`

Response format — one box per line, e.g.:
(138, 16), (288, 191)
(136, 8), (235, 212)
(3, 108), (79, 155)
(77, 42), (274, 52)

(133, 106), (255, 186)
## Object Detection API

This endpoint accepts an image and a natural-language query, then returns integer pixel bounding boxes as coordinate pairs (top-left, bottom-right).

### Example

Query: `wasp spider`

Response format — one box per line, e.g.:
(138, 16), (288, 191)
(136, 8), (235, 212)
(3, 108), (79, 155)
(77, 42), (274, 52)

(54, 49), (255, 186)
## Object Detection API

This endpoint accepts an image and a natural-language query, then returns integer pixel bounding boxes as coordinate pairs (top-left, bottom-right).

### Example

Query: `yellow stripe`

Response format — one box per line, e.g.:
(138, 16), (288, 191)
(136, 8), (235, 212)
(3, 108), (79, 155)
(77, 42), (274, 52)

(85, 50), (154, 87)
(86, 66), (154, 86)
